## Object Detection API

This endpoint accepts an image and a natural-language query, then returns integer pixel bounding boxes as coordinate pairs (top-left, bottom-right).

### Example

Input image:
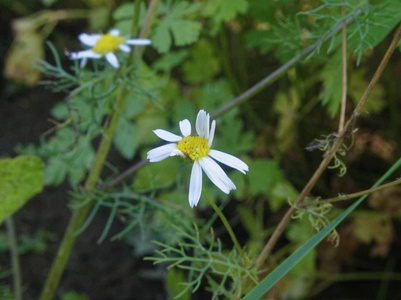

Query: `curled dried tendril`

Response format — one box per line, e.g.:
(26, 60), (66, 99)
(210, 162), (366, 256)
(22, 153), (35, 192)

(289, 197), (340, 246)
(306, 131), (356, 177)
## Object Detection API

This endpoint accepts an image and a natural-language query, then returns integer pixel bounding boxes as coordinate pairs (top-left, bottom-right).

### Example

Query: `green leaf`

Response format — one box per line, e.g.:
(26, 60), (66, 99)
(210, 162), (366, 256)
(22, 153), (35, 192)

(181, 39), (221, 83)
(51, 96), (93, 131)
(42, 128), (76, 153)
(229, 170), (247, 199)
(65, 138), (96, 185)
(151, 1), (202, 53)
(0, 156), (43, 224)
(152, 50), (190, 72)
(245, 17), (305, 62)
(286, 214), (316, 244)
(44, 157), (68, 186)
(320, 50), (342, 117)
(213, 115), (254, 156)
(121, 92), (147, 120)
(172, 101), (197, 125)
(273, 88), (301, 153)
(242, 157), (401, 300)
(270, 181), (298, 211)
(113, 3), (134, 20)
(136, 113), (169, 146)
(152, 22), (171, 54)
(43, 132), (95, 186)
(349, 0), (401, 63)
(247, 159), (298, 211)
(247, 160), (282, 195)
(166, 268), (191, 300)
(192, 79), (232, 110)
(349, 68), (385, 114)
(134, 157), (180, 191)
(248, 0), (275, 21)
(114, 111), (168, 160)
(113, 2), (147, 36)
(203, 0), (248, 23)
(88, 6), (110, 31)
(61, 290), (90, 300)
(18, 229), (57, 254)
(114, 117), (140, 160)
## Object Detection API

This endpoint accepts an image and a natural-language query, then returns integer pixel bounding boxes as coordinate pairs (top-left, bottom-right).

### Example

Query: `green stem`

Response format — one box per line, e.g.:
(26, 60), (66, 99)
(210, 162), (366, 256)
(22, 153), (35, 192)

(39, 88), (129, 300)
(6, 217), (22, 300)
(130, 0), (142, 37)
(38, 1), (159, 298)
(202, 188), (245, 259)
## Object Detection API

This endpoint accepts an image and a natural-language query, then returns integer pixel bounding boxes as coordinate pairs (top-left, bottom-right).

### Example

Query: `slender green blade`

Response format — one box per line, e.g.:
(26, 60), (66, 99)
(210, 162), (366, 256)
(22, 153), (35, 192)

(243, 157), (401, 300)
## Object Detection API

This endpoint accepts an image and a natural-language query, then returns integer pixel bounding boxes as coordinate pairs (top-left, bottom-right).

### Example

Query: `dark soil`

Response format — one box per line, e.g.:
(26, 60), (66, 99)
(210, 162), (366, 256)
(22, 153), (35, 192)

(0, 87), (166, 300)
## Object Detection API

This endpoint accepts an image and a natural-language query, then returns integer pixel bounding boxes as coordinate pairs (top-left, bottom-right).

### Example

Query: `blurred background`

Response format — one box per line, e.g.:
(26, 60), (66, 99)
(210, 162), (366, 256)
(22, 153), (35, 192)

(2, 0), (401, 299)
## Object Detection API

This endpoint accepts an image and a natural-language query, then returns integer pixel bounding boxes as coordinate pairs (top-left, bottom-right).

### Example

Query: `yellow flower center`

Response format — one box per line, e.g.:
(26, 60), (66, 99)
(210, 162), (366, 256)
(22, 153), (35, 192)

(92, 34), (125, 55)
(177, 136), (210, 161)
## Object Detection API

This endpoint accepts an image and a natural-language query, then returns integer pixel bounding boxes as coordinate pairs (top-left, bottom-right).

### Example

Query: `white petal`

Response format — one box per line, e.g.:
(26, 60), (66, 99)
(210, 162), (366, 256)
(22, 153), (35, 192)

(195, 110), (210, 139)
(208, 120), (216, 147)
(80, 58), (87, 68)
(119, 44), (131, 53)
(109, 28), (120, 36)
(189, 162), (202, 208)
(69, 49), (102, 60)
(170, 148), (185, 157)
(125, 38), (152, 45)
(179, 119), (191, 136)
(199, 156), (236, 194)
(147, 144), (177, 162)
(106, 52), (119, 68)
(153, 129), (182, 142)
(78, 33), (101, 46)
(209, 150), (249, 174)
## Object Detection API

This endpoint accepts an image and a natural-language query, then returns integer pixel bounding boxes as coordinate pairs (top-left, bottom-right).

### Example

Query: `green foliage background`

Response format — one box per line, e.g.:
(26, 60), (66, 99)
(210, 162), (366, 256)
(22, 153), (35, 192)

(3, 0), (401, 299)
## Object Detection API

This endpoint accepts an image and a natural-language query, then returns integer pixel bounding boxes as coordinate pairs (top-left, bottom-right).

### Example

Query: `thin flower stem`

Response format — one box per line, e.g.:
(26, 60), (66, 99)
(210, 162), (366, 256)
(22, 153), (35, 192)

(254, 23), (401, 270)
(103, 158), (148, 190)
(202, 188), (246, 260)
(135, 0), (159, 57)
(299, 177), (401, 208)
(130, 0), (142, 37)
(38, 3), (158, 299)
(338, 2), (348, 132)
(6, 217), (22, 300)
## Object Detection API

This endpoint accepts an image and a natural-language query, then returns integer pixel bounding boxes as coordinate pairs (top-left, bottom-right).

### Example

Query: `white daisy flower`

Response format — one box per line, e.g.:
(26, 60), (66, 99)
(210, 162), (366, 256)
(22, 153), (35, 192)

(147, 110), (249, 208)
(67, 29), (151, 68)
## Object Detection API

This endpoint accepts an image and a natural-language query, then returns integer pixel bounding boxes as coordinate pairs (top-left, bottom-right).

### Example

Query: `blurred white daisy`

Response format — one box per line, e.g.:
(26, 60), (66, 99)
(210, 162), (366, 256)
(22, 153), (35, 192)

(67, 29), (151, 68)
(147, 110), (249, 208)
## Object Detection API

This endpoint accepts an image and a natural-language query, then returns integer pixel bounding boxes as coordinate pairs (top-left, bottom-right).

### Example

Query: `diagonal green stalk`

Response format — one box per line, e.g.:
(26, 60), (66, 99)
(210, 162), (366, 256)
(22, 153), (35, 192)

(202, 188), (246, 260)
(39, 87), (129, 300)
(38, 1), (161, 299)
(6, 217), (22, 300)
